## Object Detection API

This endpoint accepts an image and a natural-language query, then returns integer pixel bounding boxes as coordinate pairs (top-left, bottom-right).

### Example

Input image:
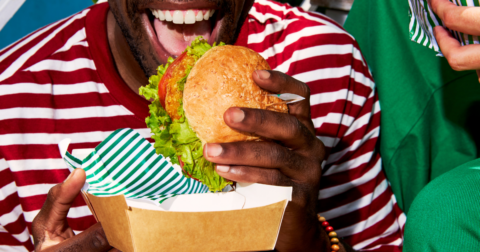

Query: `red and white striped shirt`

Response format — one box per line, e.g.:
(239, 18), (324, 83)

(0, 1), (405, 251)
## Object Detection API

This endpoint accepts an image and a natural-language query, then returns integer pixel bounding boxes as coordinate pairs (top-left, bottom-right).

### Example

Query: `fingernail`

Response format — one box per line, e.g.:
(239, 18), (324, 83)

(206, 143), (223, 157)
(256, 70), (270, 79)
(230, 108), (245, 123)
(216, 165), (230, 173)
(65, 169), (76, 182)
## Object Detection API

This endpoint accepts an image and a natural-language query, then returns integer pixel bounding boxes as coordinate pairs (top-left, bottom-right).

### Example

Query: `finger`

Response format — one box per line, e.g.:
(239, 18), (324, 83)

(477, 69), (480, 83)
(215, 164), (292, 186)
(223, 107), (316, 149)
(430, 0), (480, 35)
(205, 142), (303, 177)
(435, 26), (480, 71)
(37, 169), (86, 229)
(42, 223), (112, 252)
(253, 70), (313, 129)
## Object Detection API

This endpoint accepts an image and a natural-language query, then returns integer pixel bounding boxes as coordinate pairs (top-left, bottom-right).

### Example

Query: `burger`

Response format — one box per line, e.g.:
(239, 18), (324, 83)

(140, 37), (287, 192)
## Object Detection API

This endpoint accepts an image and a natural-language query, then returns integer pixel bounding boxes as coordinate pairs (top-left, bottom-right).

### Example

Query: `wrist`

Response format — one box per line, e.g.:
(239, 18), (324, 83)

(294, 213), (349, 252)
(315, 220), (332, 252)
(300, 214), (331, 252)
(317, 215), (343, 252)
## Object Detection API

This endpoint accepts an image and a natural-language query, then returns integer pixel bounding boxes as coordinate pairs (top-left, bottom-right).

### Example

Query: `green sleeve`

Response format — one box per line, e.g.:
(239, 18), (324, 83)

(404, 159), (480, 251)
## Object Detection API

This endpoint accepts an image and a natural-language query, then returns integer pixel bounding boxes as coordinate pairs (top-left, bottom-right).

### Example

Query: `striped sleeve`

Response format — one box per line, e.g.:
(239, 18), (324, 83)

(246, 1), (406, 250)
(316, 76), (406, 251)
(304, 21), (405, 252)
(0, 4), (154, 248)
(0, 158), (33, 251)
(0, 7), (102, 249)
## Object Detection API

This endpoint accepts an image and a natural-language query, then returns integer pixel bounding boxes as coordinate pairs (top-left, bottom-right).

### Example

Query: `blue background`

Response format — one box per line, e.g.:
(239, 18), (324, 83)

(0, 0), (93, 49)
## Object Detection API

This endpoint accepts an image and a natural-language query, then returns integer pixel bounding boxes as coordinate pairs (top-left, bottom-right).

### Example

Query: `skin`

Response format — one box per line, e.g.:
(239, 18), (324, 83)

(32, 169), (120, 252)
(32, 0), (352, 251)
(429, 0), (480, 81)
(107, 0), (254, 94)
(206, 70), (350, 251)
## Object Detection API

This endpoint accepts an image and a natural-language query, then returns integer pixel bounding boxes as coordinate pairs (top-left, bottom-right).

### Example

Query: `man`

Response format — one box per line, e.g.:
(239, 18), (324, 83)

(0, 0), (404, 251)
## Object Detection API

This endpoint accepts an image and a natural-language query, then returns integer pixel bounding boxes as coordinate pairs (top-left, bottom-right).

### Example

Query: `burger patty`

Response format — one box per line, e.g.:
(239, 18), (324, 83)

(159, 52), (196, 121)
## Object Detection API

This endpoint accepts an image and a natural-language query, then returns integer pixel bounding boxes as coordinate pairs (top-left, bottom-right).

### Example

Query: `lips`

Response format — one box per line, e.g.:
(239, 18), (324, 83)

(143, 6), (222, 60)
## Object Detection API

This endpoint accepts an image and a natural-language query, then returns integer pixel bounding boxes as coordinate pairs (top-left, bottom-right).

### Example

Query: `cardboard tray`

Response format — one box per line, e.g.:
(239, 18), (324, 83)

(81, 183), (291, 252)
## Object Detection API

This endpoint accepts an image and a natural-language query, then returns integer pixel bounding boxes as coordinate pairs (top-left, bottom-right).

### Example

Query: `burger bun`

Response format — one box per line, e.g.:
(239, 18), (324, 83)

(183, 45), (288, 144)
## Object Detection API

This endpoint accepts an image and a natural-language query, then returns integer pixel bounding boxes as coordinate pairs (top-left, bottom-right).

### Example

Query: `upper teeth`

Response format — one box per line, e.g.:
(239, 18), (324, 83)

(150, 9), (215, 24)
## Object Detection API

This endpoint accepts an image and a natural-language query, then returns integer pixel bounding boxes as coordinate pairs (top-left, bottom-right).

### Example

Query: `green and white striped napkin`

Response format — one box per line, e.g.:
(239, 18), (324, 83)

(409, 0), (480, 54)
(62, 128), (209, 204)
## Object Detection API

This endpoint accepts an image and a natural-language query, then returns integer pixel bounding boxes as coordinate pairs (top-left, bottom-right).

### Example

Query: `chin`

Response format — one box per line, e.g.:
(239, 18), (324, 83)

(109, 0), (247, 77)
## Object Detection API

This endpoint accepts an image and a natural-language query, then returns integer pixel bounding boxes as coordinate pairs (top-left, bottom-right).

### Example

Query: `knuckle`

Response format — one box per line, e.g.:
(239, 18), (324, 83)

(301, 82), (311, 97)
(46, 185), (61, 203)
(91, 228), (108, 248)
(442, 9), (456, 28)
(285, 116), (303, 139)
(285, 152), (301, 172)
(279, 72), (288, 85)
(289, 74), (310, 97)
(447, 55), (464, 71)
(272, 145), (288, 167)
(252, 109), (268, 128)
(249, 143), (263, 162)
(266, 170), (283, 185)
(298, 123), (316, 147)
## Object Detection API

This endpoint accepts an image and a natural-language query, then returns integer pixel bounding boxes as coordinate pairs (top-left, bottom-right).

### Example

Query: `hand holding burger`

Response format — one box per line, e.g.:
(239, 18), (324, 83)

(203, 69), (347, 251)
(140, 37), (287, 191)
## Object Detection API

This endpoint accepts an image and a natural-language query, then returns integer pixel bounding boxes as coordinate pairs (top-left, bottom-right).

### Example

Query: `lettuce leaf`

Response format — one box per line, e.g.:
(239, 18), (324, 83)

(140, 37), (231, 192)
(186, 36), (225, 60)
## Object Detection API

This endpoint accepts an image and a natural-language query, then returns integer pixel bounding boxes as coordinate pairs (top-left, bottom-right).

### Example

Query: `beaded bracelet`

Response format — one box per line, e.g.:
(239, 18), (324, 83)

(317, 214), (340, 252)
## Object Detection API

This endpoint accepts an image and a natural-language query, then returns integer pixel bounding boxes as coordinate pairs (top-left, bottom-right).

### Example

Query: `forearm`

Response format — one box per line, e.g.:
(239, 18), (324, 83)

(275, 213), (354, 252)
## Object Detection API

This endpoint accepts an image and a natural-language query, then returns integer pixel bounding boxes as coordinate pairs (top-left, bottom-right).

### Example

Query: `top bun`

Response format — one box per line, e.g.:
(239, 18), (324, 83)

(183, 45), (288, 144)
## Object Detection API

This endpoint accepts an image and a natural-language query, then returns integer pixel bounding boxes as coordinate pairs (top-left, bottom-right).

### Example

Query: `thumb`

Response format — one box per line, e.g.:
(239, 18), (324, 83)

(41, 169), (86, 227)
(253, 70), (314, 133)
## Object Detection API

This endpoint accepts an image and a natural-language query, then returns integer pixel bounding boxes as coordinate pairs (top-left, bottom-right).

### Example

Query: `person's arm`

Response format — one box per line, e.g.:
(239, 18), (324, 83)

(205, 64), (404, 251)
(430, 0), (480, 80)
(204, 69), (347, 251)
(205, 33), (405, 250)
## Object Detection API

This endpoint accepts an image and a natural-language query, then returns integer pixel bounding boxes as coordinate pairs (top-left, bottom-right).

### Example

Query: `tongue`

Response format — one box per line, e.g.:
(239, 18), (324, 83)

(154, 19), (212, 57)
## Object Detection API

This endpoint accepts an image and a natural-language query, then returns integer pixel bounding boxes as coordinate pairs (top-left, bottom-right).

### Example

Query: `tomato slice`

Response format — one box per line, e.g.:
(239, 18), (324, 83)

(158, 52), (188, 109)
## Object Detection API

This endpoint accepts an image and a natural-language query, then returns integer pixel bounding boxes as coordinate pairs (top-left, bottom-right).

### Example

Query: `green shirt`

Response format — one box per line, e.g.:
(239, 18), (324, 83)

(344, 0), (480, 214)
(404, 158), (480, 251)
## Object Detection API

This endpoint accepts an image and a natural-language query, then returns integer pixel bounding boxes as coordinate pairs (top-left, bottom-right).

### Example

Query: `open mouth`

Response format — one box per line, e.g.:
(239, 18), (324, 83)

(142, 5), (223, 60)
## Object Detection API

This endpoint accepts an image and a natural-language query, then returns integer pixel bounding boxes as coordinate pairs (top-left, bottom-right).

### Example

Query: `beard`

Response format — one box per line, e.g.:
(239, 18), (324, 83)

(109, 0), (249, 77)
